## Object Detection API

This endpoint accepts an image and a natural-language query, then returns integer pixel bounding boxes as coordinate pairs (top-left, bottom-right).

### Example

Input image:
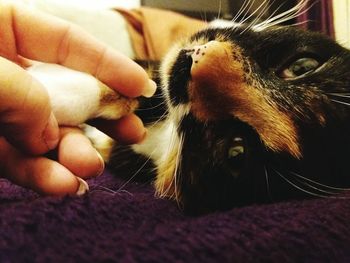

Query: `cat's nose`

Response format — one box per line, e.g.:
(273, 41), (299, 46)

(190, 42), (211, 64)
(182, 41), (216, 63)
(188, 41), (229, 75)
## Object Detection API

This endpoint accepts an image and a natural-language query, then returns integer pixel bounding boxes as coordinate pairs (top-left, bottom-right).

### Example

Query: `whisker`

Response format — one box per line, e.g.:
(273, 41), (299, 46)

(239, 0), (270, 32)
(136, 101), (167, 111)
(90, 185), (134, 196)
(330, 99), (350, 107)
(264, 166), (273, 200)
(156, 120), (178, 198)
(231, 0), (253, 24)
(292, 177), (347, 196)
(144, 94), (165, 99)
(199, 11), (208, 23)
(326, 93), (350, 98)
(245, 0), (275, 29)
(253, 0), (310, 31)
(161, 131), (183, 201)
(272, 168), (350, 199)
(287, 20), (312, 27)
(239, 0), (267, 27)
(116, 147), (158, 192)
(216, 0), (222, 20)
(288, 171), (350, 192)
(145, 110), (169, 130)
(240, 0), (271, 35)
(173, 132), (185, 208)
(250, 0), (285, 30)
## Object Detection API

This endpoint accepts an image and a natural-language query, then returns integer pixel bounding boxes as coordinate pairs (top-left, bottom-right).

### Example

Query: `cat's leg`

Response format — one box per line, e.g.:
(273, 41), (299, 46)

(27, 63), (138, 126)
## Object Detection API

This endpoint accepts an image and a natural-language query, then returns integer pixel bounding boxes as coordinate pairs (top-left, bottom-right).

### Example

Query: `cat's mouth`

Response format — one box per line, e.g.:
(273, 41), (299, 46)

(173, 114), (267, 214)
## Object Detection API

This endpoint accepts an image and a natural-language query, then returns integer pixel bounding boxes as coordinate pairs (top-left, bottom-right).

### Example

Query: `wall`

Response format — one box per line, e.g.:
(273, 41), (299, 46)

(333, 0), (350, 48)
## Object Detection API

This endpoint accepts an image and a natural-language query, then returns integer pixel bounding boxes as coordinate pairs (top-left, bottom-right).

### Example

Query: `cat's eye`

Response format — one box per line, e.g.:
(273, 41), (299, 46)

(278, 57), (320, 79)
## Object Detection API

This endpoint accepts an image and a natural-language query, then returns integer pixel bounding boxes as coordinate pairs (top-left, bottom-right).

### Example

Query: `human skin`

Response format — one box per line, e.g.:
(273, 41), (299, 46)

(0, 2), (155, 195)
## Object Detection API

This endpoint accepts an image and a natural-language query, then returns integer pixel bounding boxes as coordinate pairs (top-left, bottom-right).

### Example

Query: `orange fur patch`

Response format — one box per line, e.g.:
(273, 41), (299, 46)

(98, 82), (138, 119)
(154, 147), (178, 199)
(188, 41), (301, 158)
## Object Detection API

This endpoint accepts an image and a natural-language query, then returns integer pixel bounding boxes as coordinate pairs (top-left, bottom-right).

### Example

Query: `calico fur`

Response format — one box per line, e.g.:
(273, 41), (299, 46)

(28, 63), (138, 126)
(28, 1), (350, 215)
(110, 6), (350, 214)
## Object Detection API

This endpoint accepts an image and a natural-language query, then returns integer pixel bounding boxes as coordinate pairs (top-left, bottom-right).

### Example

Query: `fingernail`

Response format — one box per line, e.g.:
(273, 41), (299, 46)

(138, 128), (148, 144)
(96, 150), (105, 176)
(76, 177), (89, 196)
(43, 112), (59, 150)
(142, 79), (157, 98)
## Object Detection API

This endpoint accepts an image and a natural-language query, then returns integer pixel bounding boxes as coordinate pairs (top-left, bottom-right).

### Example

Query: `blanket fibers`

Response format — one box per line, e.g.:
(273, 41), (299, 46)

(0, 170), (350, 263)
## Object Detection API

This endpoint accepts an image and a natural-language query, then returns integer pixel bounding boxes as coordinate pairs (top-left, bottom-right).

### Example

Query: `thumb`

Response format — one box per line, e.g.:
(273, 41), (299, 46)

(0, 56), (59, 155)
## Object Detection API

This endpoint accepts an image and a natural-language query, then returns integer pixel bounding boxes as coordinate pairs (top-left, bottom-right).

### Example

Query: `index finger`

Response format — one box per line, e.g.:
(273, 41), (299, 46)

(1, 2), (152, 98)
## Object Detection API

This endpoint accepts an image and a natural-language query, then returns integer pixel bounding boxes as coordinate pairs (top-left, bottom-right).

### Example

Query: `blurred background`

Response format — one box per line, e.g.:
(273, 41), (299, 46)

(12, 0), (350, 48)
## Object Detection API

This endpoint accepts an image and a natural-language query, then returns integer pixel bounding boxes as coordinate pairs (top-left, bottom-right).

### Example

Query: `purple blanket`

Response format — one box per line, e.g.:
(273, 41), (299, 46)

(1, 170), (350, 262)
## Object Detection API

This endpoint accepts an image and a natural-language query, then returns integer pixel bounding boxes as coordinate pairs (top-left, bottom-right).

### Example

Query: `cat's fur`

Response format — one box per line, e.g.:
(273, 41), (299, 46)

(29, 1), (350, 215)
(109, 2), (350, 215)
(28, 63), (138, 126)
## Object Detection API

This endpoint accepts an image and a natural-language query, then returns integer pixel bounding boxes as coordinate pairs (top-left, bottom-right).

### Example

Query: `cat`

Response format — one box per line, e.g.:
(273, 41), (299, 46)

(29, 0), (350, 215)
(109, 1), (350, 215)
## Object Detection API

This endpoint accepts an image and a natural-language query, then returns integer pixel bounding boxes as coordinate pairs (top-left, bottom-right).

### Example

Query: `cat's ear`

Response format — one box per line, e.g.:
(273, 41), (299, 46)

(27, 63), (138, 126)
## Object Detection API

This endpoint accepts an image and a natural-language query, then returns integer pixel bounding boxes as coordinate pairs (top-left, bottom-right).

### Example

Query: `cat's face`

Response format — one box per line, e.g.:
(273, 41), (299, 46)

(157, 24), (350, 214)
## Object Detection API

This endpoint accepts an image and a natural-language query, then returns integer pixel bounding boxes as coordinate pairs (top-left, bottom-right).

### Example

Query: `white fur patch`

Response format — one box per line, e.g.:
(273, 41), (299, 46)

(209, 19), (242, 29)
(27, 63), (136, 127)
(27, 63), (102, 126)
(172, 104), (191, 124)
(132, 119), (177, 166)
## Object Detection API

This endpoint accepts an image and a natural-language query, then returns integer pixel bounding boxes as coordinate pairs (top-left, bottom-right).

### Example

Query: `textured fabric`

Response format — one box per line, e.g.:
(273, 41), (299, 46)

(116, 7), (207, 60)
(1, 170), (350, 262)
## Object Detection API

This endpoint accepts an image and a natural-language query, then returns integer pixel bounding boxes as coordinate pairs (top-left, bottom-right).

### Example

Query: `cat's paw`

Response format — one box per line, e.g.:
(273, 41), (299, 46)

(27, 63), (138, 126)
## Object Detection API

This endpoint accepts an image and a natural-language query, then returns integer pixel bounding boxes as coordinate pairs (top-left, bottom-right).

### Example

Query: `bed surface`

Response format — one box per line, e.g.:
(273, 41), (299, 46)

(2, 3), (350, 262)
(1, 170), (350, 262)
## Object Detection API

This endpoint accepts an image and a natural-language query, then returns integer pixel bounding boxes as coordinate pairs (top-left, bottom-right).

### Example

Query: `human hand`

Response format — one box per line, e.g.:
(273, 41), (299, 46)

(0, 2), (155, 195)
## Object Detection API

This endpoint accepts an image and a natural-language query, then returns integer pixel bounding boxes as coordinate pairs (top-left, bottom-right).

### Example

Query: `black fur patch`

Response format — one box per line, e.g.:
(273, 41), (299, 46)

(108, 146), (156, 183)
(167, 49), (193, 105)
(112, 25), (350, 215)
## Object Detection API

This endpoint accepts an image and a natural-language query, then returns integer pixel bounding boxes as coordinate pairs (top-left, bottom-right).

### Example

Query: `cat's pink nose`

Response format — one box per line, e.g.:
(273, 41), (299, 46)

(189, 41), (229, 76)
(191, 43), (208, 64)
(191, 41), (217, 65)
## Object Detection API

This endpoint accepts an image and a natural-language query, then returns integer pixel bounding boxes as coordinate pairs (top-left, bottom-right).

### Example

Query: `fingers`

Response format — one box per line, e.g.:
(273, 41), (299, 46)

(0, 126), (101, 196)
(89, 114), (146, 145)
(0, 137), (82, 195)
(0, 56), (59, 155)
(58, 127), (105, 179)
(2, 2), (154, 98)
